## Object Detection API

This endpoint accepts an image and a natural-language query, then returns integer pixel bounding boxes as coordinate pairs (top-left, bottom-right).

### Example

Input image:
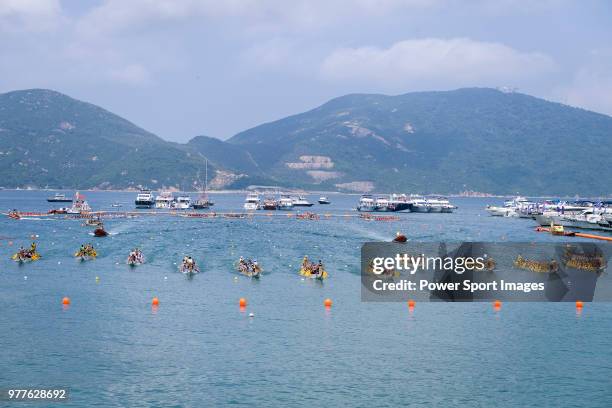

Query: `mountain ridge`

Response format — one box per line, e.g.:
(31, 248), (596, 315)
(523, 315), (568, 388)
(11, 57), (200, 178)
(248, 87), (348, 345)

(1, 87), (610, 195)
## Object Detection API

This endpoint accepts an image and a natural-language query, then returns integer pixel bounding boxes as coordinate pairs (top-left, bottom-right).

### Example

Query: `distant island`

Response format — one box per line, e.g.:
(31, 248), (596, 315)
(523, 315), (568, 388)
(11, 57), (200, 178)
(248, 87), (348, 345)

(1, 88), (610, 196)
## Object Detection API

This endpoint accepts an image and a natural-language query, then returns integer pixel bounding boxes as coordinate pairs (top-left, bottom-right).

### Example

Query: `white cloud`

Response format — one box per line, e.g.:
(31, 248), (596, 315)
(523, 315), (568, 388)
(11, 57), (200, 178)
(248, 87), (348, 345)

(556, 49), (612, 117)
(75, 0), (441, 36)
(0, 0), (62, 31)
(108, 64), (152, 86)
(320, 38), (556, 90)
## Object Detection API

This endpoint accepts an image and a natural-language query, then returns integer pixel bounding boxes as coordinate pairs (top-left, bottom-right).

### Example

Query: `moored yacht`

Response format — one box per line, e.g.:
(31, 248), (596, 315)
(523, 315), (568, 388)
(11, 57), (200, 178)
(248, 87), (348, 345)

(135, 190), (154, 209)
(262, 195), (278, 210)
(427, 197), (456, 213)
(292, 195), (313, 207)
(278, 195), (294, 210)
(173, 195), (191, 209)
(318, 196), (331, 205)
(155, 191), (174, 209)
(244, 193), (260, 210)
(47, 193), (73, 203)
(410, 196), (430, 213)
(357, 195), (376, 212)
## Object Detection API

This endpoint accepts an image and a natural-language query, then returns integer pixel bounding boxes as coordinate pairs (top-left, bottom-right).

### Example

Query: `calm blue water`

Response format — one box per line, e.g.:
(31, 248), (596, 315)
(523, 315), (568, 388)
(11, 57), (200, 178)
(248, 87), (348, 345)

(0, 191), (611, 407)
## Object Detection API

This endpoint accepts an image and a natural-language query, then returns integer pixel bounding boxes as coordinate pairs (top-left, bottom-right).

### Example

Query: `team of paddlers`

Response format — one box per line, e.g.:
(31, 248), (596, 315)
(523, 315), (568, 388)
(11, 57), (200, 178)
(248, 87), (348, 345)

(75, 243), (97, 259)
(127, 248), (144, 265)
(11, 242), (41, 262)
(237, 257), (262, 278)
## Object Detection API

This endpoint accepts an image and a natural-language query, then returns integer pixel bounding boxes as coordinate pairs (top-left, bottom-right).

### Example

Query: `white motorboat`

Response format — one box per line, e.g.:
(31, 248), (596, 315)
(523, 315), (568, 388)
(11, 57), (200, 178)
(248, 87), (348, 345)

(278, 195), (294, 210)
(155, 191), (174, 209)
(292, 195), (313, 207)
(244, 193), (260, 210)
(485, 196), (530, 217)
(357, 195), (376, 212)
(410, 196), (430, 213)
(173, 195), (191, 209)
(318, 196), (331, 205)
(428, 197), (456, 213)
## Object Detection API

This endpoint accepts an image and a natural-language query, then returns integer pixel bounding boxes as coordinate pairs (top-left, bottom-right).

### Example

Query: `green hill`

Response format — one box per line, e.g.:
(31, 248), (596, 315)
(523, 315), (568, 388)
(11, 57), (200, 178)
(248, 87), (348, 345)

(229, 88), (612, 195)
(0, 89), (229, 190)
(1, 88), (610, 195)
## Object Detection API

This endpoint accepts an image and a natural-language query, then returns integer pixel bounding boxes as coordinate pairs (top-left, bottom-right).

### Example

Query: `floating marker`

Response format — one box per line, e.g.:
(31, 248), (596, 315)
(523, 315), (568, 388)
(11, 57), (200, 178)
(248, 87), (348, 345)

(62, 297), (70, 305)
(152, 297), (159, 306)
(239, 298), (247, 308)
(324, 298), (332, 308)
(576, 300), (584, 309)
(493, 300), (502, 310)
(407, 299), (415, 309)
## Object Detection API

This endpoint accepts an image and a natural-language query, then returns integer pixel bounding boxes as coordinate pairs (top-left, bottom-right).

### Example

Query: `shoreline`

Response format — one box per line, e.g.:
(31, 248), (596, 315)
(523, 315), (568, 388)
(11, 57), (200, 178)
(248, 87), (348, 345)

(1, 188), (610, 200)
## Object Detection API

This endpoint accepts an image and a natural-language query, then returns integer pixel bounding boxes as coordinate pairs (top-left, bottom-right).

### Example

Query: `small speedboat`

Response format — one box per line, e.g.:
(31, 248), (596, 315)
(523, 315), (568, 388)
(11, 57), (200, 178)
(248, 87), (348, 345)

(94, 225), (108, 237)
(111, 202), (122, 208)
(318, 196), (331, 205)
(393, 232), (407, 243)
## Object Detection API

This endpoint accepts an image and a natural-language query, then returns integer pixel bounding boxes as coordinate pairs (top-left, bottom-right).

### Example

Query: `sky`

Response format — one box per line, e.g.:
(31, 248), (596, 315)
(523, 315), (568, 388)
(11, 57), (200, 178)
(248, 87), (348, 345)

(1, 0), (611, 142)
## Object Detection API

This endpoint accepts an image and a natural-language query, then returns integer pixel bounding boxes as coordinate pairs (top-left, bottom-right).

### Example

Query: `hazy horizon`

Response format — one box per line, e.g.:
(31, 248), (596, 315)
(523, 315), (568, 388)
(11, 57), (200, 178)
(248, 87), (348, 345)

(1, 0), (611, 142)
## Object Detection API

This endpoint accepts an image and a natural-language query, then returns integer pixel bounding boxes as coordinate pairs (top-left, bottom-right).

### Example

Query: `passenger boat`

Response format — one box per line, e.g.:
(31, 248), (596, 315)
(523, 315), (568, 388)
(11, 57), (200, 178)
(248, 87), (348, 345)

(427, 197), (456, 213)
(410, 196), (430, 213)
(135, 189), (154, 209)
(262, 196), (278, 210)
(155, 191), (174, 209)
(47, 193), (73, 203)
(66, 192), (92, 214)
(292, 195), (313, 207)
(318, 196), (331, 204)
(244, 193), (260, 210)
(357, 195), (376, 212)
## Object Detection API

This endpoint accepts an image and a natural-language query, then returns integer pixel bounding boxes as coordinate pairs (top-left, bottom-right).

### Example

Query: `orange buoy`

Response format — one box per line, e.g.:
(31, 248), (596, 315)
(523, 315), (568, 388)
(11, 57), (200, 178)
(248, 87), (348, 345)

(152, 297), (159, 306)
(493, 300), (502, 310)
(239, 298), (247, 308)
(62, 297), (70, 305)
(407, 299), (416, 309)
(324, 298), (332, 308)
(576, 300), (583, 309)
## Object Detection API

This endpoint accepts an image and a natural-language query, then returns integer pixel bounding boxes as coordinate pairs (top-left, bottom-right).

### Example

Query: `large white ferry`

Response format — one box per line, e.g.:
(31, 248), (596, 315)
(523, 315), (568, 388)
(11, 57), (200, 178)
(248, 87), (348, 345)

(135, 190), (154, 209)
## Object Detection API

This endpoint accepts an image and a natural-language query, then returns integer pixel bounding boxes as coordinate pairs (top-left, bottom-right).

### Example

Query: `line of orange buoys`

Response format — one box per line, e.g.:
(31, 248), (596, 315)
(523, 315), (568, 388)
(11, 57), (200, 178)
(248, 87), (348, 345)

(57, 295), (588, 312)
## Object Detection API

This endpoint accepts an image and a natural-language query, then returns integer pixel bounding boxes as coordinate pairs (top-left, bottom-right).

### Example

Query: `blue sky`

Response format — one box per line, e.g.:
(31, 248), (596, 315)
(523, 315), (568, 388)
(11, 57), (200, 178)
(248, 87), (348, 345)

(1, 0), (611, 141)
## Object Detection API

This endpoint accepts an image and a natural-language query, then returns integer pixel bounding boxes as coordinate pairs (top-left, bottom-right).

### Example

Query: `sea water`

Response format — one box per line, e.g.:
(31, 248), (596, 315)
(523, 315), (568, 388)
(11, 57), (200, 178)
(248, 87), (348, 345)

(0, 191), (610, 407)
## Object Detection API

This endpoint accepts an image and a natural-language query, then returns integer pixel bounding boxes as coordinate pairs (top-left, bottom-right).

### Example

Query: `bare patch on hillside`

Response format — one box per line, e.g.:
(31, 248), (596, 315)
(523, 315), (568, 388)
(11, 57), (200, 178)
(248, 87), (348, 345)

(286, 155), (334, 169)
(307, 170), (342, 183)
(335, 181), (374, 192)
